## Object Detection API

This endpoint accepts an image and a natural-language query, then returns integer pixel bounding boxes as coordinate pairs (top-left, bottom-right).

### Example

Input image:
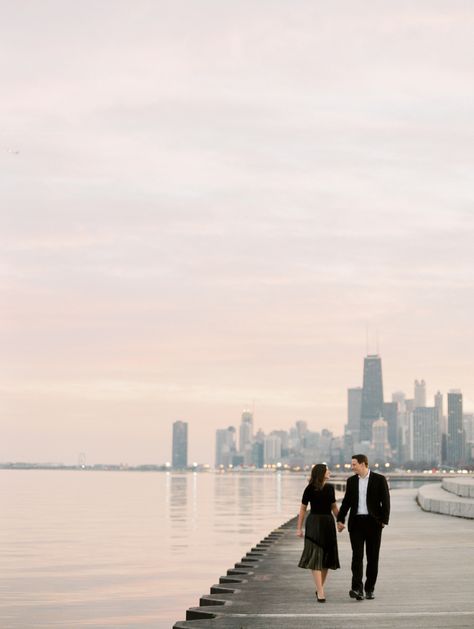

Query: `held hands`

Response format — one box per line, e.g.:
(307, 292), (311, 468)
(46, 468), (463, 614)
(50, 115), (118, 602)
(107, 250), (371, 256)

(336, 522), (345, 533)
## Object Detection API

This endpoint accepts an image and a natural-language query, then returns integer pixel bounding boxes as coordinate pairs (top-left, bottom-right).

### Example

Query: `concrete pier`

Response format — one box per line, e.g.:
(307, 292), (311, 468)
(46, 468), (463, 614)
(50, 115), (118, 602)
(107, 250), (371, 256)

(417, 477), (474, 518)
(173, 488), (474, 628)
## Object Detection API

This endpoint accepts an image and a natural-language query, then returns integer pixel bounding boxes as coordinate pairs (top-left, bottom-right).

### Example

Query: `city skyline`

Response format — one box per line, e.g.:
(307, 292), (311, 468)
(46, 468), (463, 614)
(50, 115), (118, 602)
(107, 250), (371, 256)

(2, 2), (474, 466)
(3, 348), (474, 466)
(209, 352), (473, 471)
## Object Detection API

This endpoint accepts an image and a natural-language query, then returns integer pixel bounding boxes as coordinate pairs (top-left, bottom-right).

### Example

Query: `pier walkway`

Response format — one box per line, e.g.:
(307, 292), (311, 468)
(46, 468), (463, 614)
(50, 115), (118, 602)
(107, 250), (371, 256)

(174, 488), (474, 628)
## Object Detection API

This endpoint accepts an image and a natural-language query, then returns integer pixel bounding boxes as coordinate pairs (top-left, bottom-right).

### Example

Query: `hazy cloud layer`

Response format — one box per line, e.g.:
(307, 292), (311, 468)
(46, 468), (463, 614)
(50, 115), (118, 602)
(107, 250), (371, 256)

(1, 1), (474, 463)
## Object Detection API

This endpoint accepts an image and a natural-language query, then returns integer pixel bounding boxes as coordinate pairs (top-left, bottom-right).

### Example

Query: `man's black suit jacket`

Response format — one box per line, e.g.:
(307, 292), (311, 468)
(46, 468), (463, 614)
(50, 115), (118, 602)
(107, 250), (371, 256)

(337, 471), (390, 532)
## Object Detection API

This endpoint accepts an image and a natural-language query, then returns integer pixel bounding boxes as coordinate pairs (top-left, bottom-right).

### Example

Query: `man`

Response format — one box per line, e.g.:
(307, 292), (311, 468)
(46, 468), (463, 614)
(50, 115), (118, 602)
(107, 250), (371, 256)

(336, 454), (390, 601)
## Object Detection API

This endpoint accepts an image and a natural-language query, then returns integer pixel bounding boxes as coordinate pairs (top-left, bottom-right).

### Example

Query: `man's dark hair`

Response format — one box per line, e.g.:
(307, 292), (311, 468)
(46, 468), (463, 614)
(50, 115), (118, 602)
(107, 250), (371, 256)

(352, 453), (369, 466)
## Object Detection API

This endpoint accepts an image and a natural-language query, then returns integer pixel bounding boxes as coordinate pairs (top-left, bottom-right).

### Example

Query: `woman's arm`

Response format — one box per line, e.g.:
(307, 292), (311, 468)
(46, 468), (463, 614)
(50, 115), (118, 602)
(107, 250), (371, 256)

(296, 503), (307, 537)
(331, 502), (339, 518)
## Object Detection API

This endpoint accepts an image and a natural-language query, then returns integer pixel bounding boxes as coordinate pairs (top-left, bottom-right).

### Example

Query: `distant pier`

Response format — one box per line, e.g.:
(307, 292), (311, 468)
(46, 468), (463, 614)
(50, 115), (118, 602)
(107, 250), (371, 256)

(174, 485), (474, 628)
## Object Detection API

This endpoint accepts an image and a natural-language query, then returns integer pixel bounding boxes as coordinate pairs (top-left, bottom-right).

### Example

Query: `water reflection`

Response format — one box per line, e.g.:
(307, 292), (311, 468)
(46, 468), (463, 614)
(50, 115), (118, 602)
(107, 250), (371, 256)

(169, 475), (188, 516)
(275, 472), (282, 514)
(168, 474), (189, 553)
(1, 470), (312, 629)
(191, 472), (198, 531)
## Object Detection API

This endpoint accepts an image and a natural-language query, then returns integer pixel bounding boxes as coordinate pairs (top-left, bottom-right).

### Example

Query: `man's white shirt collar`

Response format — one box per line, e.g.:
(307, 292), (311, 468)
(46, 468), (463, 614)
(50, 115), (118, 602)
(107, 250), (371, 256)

(357, 468), (370, 514)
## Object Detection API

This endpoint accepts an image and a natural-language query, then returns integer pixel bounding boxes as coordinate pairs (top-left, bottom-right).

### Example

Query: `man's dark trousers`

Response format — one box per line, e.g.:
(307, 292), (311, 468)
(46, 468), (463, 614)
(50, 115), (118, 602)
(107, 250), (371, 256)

(349, 515), (383, 593)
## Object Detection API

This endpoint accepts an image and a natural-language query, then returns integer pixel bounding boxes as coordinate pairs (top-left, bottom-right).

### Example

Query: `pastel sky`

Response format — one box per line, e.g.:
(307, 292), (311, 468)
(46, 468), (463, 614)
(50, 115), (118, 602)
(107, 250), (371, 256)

(2, 1), (474, 465)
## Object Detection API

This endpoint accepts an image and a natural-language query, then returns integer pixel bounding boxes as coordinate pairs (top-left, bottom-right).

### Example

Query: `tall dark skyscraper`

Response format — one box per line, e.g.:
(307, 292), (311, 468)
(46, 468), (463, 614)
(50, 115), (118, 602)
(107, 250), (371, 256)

(447, 390), (464, 466)
(360, 354), (384, 442)
(172, 420), (188, 469)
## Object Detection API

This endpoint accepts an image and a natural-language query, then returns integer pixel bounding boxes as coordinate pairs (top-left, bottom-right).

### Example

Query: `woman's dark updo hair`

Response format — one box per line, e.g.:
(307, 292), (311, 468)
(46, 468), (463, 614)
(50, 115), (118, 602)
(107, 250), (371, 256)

(309, 463), (327, 491)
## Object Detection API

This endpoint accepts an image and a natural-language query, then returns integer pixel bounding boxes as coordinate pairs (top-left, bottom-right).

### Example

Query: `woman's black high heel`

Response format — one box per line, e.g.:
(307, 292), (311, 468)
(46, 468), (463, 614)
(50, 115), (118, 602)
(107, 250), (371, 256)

(315, 591), (326, 603)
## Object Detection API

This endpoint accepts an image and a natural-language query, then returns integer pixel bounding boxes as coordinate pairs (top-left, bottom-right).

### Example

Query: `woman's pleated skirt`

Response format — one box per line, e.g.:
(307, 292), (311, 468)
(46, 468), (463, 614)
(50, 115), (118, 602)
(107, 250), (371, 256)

(298, 513), (340, 571)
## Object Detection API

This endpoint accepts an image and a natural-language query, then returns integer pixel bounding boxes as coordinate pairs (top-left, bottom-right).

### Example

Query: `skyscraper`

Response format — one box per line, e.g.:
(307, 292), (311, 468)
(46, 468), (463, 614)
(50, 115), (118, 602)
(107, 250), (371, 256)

(392, 391), (406, 408)
(447, 390), (464, 466)
(347, 387), (362, 443)
(295, 420), (308, 441)
(414, 380), (426, 408)
(263, 434), (281, 465)
(239, 410), (254, 452)
(392, 392), (410, 464)
(215, 426), (236, 468)
(371, 417), (391, 463)
(382, 401), (398, 453)
(413, 407), (440, 466)
(434, 391), (445, 431)
(172, 420), (188, 469)
(360, 355), (384, 442)
(462, 414), (474, 464)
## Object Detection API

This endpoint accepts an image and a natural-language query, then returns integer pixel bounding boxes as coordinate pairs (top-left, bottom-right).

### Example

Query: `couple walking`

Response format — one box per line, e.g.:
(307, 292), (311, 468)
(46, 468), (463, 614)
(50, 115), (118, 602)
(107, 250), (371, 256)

(296, 454), (390, 602)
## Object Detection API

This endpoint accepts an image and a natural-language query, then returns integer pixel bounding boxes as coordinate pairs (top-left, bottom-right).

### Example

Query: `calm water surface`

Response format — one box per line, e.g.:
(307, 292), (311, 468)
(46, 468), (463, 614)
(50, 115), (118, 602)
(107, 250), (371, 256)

(0, 470), (306, 629)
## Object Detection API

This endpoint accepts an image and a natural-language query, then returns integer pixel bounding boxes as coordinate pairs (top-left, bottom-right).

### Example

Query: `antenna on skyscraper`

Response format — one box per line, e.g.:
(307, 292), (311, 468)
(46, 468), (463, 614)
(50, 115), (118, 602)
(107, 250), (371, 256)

(376, 328), (380, 355)
(366, 323), (369, 355)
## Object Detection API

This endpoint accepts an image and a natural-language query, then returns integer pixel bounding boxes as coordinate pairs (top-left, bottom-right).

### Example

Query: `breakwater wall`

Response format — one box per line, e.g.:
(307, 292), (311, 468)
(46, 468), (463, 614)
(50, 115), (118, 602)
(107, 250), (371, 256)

(173, 516), (297, 627)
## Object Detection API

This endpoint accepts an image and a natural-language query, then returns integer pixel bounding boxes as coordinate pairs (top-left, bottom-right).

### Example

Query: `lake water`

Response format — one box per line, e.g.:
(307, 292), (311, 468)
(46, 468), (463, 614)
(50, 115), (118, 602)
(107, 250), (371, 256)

(0, 470), (307, 629)
(1, 469), (435, 628)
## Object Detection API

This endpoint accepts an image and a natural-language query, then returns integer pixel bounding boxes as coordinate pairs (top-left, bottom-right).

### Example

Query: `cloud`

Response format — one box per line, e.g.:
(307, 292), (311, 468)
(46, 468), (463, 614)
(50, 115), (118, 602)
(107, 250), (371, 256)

(1, 1), (474, 462)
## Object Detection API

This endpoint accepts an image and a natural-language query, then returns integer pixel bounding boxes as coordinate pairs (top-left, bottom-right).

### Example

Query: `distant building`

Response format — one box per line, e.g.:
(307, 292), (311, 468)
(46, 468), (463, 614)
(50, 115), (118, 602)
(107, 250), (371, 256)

(462, 414), (474, 464)
(414, 379), (427, 408)
(271, 430), (290, 458)
(404, 398), (415, 462)
(347, 387), (362, 444)
(434, 391), (444, 430)
(447, 390), (464, 466)
(360, 355), (384, 442)
(319, 428), (333, 463)
(295, 420), (308, 443)
(239, 410), (253, 452)
(392, 391), (407, 463)
(343, 426), (355, 463)
(251, 428), (265, 467)
(264, 435), (281, 465)
(413, 407), (440, 467)
(463, 413), (474, 443)
(392, 391), (406, 407)
(172, 421), (188, 469)
(383, 401), (398, 453)
(330, 435), (344, 466)
(434, 391), (446, 463)
(215, 426), (236, 468)
(251, 440), (264, 468)
(371, 418), (391, 463)
(302, 430), (320, 466)
(397, 409), (411, 464)
(238, 410), (254, 464)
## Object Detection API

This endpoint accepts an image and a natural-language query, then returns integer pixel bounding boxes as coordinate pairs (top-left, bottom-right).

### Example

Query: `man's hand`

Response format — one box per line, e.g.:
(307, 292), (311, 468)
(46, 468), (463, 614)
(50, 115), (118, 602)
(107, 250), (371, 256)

(337, 522), (345, 533)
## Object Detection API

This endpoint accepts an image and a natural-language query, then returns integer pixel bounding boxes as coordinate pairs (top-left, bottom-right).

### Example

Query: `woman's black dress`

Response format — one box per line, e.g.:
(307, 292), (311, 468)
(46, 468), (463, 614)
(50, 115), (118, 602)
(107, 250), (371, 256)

(298, 482), (340, 571)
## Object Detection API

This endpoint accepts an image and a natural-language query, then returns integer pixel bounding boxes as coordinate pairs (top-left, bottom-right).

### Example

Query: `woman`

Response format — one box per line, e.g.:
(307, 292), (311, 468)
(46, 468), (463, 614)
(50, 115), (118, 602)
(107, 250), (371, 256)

(296, 463), (342, 602)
